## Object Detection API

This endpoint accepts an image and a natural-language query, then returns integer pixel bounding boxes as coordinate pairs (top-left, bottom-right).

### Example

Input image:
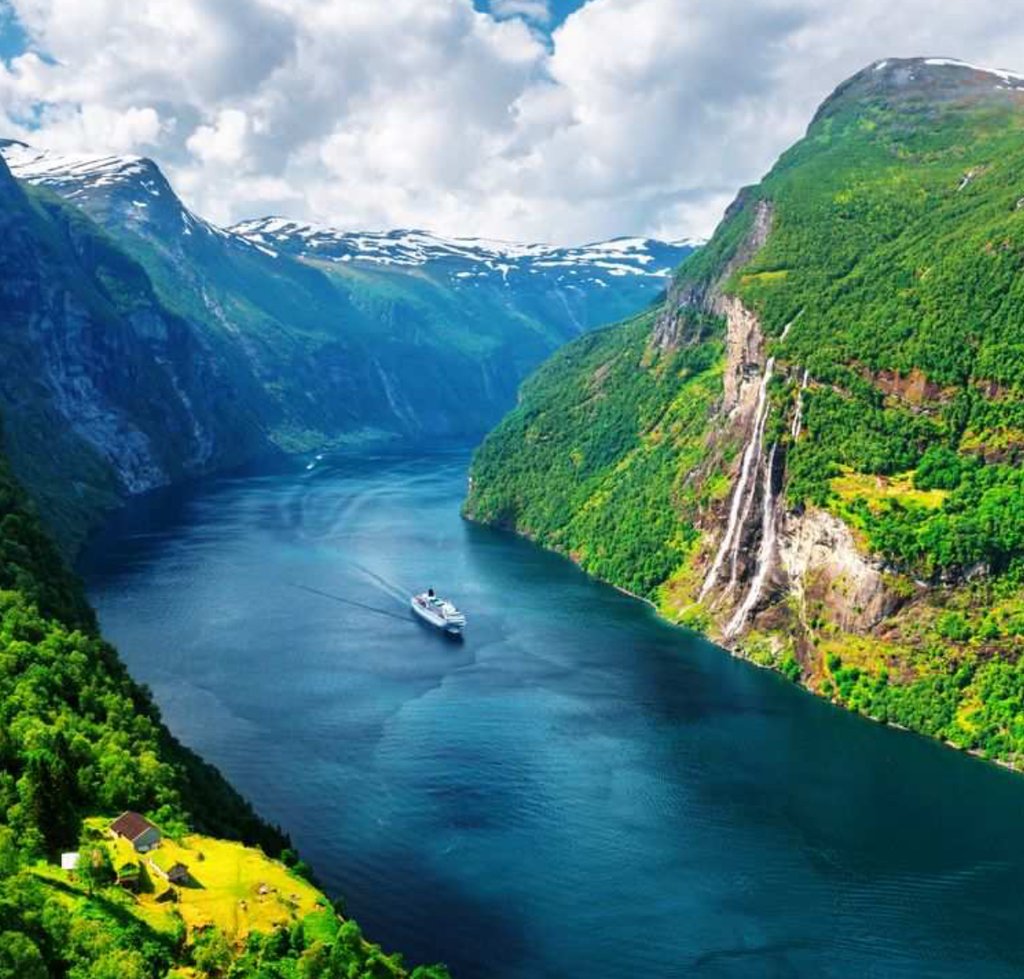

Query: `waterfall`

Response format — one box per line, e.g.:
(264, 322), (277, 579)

(790, 369), (809, 441)
(699, 357), (775, 601)
(725, 442), (779, 638)
(778, 308), (804, 344)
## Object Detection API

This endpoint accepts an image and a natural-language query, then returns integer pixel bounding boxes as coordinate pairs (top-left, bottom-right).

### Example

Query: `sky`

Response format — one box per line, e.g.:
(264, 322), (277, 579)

(0, 0), (1022, 244)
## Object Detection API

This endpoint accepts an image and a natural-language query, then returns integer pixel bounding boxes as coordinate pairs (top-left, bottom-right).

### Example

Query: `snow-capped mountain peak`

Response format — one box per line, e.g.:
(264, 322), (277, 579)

(0, 139), (259, 252)
(917, 57), (1024, 86)
(0, 139), (164, 201)
(0, 139), (702, 290)
(229, 216), (702, 285)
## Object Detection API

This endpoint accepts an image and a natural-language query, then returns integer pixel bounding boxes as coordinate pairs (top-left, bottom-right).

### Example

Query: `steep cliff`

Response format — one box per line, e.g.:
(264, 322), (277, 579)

(466, 57), (1024, 766)
(0, 153), (271, 550)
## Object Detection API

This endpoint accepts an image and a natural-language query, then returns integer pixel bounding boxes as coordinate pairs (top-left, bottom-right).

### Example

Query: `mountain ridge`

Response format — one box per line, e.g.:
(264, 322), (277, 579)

(231, 215), (701, 279)
(0, 138), (696, 552)
(1, 138), (698, 280)
(465, 55), (1024, 767)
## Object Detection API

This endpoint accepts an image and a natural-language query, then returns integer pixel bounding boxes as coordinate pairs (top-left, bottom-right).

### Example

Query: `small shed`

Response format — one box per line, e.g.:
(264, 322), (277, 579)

(149, 852), (190, 885)
(60, 852), (80, 872)
(110, 811), (162, 853)
(155, 886), (178, 904)
(116, 861), (141, 892)
(166, 862), (190, 885)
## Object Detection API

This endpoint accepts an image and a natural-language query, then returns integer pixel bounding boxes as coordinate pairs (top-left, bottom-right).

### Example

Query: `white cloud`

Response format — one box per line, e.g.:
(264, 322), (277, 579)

(187, 108), (249, 165)
(1, 0), (1023, 242)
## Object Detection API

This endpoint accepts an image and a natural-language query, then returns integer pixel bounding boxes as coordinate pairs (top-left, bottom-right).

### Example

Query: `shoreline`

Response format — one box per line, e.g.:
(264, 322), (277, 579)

(465, 511), (1023, 779)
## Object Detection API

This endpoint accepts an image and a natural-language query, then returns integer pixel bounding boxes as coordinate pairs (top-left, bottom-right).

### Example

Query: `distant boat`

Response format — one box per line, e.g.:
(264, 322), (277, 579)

(411, 589), (466, 636)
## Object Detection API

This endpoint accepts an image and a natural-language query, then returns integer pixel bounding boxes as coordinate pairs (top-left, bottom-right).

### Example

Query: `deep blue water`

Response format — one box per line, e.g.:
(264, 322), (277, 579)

(82, 452), (1024, 978)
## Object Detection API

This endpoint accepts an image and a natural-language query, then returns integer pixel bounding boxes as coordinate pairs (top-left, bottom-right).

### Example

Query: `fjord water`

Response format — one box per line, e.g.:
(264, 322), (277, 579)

(82, 453), (1024, 978)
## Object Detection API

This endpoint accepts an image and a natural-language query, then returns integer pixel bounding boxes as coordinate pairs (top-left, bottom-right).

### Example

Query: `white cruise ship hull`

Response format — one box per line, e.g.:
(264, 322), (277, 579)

(411, 598), (464, 635)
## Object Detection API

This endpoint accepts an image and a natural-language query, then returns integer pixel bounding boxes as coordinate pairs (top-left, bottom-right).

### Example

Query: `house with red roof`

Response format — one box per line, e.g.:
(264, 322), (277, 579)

(109, 811), (162, 853)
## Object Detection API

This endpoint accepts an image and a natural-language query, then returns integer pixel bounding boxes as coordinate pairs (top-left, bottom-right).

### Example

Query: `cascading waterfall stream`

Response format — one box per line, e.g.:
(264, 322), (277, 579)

(790, 369), (809, 441)
(727, 427), (767, 591)
(726, 442), (779, 637)
(699, 356), (775, 602)
(778, 308), (803, 343)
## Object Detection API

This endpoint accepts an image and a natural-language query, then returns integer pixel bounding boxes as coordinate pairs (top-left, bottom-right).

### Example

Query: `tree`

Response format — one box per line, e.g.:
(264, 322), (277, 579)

(17, 747), (78, 856)
(0, 930), (47, 979)
(328, 920), (363, 978)
(0, 829), (18, 880)
(299, 941), (331, 979)
(76, 837), (114, 894)
(193, 929), (232, 977)
(411, 967), (452, 979)
(84, 949), (149, 979)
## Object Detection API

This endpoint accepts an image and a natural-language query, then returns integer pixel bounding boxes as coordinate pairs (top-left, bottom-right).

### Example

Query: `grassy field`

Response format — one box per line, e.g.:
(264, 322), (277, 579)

(829, 468), (948, 510)
(79, 819), (331, 942)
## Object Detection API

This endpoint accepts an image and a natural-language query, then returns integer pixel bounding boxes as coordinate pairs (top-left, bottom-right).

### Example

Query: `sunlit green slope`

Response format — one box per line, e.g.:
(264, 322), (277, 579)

(467, 57), (1024, 766)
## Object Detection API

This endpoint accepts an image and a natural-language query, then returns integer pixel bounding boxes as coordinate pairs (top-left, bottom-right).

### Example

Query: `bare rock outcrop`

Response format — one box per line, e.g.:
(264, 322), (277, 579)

(715, 295), (766, 416)
(661, 191), (900, 644)
(652, 195), (774, 349)
(776, 507), (899, 635)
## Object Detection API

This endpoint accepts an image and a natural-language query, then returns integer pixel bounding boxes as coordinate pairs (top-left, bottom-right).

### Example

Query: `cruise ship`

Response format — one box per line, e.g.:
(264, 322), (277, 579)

(411, 589), (466, 636)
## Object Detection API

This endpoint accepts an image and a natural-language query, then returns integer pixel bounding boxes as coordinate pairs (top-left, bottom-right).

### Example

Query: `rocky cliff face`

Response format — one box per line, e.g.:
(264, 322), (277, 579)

(0, 154), (269, 548)
(684, 223), (900, 649)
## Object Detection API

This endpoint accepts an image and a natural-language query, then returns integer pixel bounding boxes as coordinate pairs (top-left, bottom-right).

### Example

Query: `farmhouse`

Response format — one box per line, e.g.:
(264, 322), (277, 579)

(110, 811), (162, 853)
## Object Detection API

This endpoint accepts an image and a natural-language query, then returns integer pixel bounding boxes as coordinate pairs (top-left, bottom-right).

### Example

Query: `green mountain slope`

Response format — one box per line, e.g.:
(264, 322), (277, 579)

(0, 444), (449, 977)
(466, 57), (1024, 766)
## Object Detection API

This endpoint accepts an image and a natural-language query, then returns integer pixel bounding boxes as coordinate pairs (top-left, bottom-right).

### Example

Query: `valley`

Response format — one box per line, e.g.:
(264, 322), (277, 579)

(2, 29), (1024, 979)
(81, 450), (1024, 979)
(0, 138), (693, 552)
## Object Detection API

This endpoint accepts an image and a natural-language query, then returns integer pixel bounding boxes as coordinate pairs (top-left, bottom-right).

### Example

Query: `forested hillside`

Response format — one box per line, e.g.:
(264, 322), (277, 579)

(0, 446), (449, 977)
(466, 57), (1024, 767)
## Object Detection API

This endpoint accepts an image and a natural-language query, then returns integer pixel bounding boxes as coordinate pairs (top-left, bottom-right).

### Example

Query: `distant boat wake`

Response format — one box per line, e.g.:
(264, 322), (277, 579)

(286, 582), (409, 623)
(353, 564), (408, 603)
(288, 564), (414, 624)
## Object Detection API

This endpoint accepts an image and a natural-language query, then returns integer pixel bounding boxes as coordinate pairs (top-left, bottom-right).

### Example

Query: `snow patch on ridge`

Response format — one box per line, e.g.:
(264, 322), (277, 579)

(0, 141), (152, 199)
(230, 217), (703, 283)
(921, 57), (1024, 85)
(0, 140), (703, 282)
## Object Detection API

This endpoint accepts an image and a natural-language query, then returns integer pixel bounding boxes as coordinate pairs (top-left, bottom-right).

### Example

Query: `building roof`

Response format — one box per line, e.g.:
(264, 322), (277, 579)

(149, 850), (187, 872)
(60, 852), (80, 871)
(110, 811), (159, 841)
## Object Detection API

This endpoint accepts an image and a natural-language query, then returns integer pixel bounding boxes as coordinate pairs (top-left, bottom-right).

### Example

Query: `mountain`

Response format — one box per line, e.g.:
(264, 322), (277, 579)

(232, 217), (699, 330)
(465, 57), (1024, 766)
(0, 148), (275, 551)
(0, 139), (696, 551)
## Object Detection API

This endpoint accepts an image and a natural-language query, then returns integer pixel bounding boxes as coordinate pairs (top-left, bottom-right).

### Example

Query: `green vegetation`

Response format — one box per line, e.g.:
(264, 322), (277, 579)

(732, 71), (1024, 578)
(466, 60), (1024, 768)
(0, 446), (449, 976)
(467, 313), (723, 597)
